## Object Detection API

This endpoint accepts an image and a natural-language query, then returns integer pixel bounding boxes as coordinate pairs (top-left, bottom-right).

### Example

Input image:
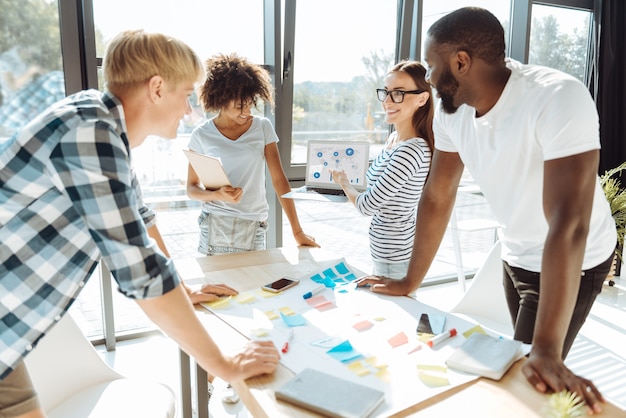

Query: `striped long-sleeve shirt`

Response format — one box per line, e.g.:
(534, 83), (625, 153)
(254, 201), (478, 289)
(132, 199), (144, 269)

(355, 135), (431, 262)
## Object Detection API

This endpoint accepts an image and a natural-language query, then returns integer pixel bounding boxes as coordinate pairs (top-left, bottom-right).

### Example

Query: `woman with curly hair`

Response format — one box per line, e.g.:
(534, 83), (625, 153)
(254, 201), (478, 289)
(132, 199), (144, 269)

(187, 53), (318, 255)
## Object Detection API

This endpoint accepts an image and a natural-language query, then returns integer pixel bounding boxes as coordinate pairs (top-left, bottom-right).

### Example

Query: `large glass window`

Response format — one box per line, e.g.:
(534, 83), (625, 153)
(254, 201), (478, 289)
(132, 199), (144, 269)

(289, 0), (398, 164)
(74, 0), (266, 338)
(420, 1), (512, 58)
(0, 0), (65, 139)
(528, 4), (592, 82)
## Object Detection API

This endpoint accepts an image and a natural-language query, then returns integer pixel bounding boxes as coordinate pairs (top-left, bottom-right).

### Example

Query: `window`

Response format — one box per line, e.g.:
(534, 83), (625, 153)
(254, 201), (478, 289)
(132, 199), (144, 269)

(287, 0), (398, 166)
(528, 4), (592, 82)
(0, 1), (65, 139)
(420, 1), (512, 58)
(74, 0), (267, 339)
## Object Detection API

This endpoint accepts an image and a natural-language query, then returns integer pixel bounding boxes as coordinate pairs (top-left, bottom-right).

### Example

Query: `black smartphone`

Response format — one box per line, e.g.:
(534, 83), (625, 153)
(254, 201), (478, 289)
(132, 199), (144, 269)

(417, 313), (433, 334)
(262, 277), (300, 293)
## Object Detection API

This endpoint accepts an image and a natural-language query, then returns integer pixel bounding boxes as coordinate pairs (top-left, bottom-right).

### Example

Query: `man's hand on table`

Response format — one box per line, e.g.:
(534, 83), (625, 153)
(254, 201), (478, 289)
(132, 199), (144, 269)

(186, 283), (238, 305)
(523, 350), (604, 415)
(228, 340), (281, 380)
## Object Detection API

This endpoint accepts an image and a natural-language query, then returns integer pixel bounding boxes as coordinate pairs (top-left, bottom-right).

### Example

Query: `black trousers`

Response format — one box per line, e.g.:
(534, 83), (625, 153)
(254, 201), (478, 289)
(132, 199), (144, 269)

(502, 253), (613, 359)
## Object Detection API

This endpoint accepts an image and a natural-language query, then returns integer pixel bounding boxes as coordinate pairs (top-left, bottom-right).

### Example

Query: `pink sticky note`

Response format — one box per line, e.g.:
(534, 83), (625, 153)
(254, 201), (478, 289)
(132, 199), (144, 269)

(388, 332), (409, 348)
(353, 320), (374, 332)
(306, 295), (336, 311)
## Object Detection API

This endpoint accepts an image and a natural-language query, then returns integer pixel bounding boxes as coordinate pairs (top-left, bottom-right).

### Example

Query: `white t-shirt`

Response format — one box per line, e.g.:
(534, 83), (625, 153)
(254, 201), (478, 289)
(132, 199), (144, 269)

(434, 59), (616, 271)
(188, 116), (278, 221)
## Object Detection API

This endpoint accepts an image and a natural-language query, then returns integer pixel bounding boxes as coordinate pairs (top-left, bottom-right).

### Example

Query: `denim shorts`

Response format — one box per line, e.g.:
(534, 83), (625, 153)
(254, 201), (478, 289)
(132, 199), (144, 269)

(372, 260), (410, 279)
(198, 211), (268, 256)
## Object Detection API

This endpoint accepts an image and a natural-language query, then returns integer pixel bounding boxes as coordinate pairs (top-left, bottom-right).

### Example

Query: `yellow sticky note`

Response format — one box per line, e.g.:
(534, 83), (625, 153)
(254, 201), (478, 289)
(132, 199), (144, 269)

(202, 296), (231, 310)
(258, 289), (279, 298)
(418, 333), (434, 342)
(375, 367), (391, 383)
(252, 328), (269, 337)
(347, 361), (371, 376)
(264, 310), (279, 320)
(234, 293), (256, 304)
(417, 364), (447, 373)
(417, 364), (449, 387)
(418, 371), (450, 387)
(278, 306), (295, 316)
(463, 324), (488, 338)
(364, 356), (379, 366)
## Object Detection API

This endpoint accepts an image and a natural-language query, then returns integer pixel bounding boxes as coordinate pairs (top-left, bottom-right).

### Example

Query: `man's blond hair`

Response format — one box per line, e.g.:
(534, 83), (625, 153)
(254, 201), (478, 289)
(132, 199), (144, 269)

(103, 30), (204, 96)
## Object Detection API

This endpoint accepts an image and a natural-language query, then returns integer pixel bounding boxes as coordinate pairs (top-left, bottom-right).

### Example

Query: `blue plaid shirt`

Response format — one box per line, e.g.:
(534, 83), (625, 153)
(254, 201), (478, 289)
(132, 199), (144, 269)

(0, 89), (180, 379)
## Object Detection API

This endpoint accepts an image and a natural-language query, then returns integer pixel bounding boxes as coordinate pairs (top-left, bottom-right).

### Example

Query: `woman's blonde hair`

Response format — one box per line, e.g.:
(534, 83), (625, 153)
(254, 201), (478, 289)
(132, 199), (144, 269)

(103, 30), (204, 96)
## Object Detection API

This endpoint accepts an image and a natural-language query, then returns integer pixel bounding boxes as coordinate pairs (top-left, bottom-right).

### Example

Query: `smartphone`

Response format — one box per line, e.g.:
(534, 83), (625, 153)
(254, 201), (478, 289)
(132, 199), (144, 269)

(262, 277), (300, 293)
(416, 313), (433, 334)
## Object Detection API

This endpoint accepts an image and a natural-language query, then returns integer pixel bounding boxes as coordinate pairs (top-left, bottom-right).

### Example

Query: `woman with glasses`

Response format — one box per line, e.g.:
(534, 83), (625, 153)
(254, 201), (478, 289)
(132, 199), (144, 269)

(332, 60), (433, 279)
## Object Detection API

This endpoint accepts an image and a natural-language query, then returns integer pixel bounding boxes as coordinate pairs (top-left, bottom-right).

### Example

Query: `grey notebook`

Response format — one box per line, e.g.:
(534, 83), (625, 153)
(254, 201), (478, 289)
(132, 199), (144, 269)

(275, 368), (385, 418)
(446, 333), (523, 380)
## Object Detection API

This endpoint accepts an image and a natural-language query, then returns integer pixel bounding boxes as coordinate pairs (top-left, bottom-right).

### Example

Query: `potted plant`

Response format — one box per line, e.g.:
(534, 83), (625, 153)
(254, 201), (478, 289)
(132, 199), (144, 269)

(599, 161), (626, 283)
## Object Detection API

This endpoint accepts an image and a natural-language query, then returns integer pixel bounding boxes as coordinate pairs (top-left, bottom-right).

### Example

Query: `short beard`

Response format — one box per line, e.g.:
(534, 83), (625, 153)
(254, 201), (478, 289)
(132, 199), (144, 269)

(437, 67), (460, 114)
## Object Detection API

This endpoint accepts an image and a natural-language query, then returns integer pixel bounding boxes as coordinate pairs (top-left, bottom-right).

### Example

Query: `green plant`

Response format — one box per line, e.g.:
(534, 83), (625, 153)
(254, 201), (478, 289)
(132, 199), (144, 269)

(544, 390), (585, 418)
(600, 161), (626, 262)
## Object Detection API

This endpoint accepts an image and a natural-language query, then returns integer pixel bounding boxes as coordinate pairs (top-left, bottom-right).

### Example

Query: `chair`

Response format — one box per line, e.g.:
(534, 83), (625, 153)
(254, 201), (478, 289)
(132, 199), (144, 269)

(450, 240), (515, 338)
(23, 313), (176, 418)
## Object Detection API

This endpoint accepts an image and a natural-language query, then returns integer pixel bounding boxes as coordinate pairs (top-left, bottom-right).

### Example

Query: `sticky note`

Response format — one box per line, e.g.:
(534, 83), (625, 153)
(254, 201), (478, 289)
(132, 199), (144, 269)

(347, 361), (371, 376)
(327, 340), (362, 363)
(280, 312), (306, 326)
(322, 268), (337, 279)
(463, 324), (488, 338)
(388, 331), (409, 347)
(264, 310), (279, 320)
(353, 320), (374, 332)
(202, 296), (231, 310)
(278, 307), (296, 316)
(335, 261), (350, 274)
(234, 293), (256, 304)
(417, 364), (450, 387)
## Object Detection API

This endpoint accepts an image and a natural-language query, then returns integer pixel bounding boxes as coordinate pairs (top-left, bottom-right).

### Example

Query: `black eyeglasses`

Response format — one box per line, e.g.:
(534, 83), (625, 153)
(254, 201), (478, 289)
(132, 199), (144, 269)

(376, 89), (425, 103)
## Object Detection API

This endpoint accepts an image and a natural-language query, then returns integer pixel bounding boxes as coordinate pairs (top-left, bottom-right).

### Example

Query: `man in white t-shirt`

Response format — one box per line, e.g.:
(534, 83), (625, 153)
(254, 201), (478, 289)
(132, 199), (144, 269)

(356, 7), (615, 414)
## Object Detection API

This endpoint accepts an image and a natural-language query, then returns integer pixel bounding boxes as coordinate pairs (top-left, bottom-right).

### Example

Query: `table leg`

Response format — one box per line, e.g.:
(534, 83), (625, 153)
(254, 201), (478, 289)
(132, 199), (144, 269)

(179, 350), (192, 418)
(195, 361), (209, 418)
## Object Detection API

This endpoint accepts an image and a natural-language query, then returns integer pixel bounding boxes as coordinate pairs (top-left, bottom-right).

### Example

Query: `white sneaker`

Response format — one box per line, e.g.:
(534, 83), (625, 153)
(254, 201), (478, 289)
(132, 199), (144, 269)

(222, 383), (240, 404)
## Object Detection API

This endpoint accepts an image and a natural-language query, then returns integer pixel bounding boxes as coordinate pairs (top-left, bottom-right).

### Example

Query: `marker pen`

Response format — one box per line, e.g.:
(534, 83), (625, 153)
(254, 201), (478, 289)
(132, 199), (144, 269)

(302, 284), (326, 299)
(426, 328), (457, 348)
(282, 329), (294, 353)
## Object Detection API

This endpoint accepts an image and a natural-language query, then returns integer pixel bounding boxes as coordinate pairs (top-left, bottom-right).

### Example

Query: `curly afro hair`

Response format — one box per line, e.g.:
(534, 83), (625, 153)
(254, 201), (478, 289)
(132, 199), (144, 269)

(197, 53), (274, 113)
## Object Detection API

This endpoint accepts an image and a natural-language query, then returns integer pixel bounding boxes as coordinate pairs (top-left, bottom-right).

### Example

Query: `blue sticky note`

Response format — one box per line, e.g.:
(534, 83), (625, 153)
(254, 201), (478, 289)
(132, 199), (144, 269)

(335, 261), (350, 275)
(323, 268), (337, 279)
(344, 273), (357, 281)
(280, 312), (307, 326)
(323, 278), (336, 288)
(326, 340), (363, 363)
(311, 273), (324, 283)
